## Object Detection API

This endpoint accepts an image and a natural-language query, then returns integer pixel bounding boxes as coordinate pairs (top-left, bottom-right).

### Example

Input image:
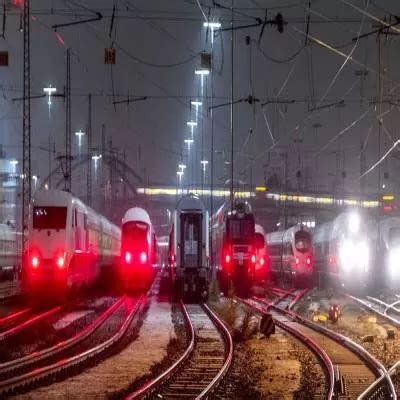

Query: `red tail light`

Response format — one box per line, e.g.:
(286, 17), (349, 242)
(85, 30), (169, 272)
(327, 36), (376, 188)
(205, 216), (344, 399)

(31, 256), (39, 269)
(251, 254), (256, 264)
(260, 257), (265, 266)
(140, 251), (147, 264)
(125, 251), (132, 264)
(225, 254), (231, 264)
(56, 255), (65, 269)
(295, 257), (300, 266)
(306, 256), (311, 266)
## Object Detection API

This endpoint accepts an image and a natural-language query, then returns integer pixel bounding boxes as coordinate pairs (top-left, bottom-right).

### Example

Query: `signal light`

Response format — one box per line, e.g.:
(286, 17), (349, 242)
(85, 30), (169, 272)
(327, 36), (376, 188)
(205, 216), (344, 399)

(31, 256), (39, 268)
(140, 251), (147, 264)
(251, 254), (256, 264)
(125, 251), (132, 264)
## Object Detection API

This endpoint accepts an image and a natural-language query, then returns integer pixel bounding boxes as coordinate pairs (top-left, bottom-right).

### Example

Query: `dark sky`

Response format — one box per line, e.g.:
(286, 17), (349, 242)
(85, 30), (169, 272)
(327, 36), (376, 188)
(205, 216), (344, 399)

(1, 0), (400, 198)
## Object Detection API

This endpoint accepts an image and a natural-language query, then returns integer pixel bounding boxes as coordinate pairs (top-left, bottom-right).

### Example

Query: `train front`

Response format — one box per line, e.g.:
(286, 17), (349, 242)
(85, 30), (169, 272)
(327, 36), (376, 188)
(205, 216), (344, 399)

(120, 208), (153, 289)
(222, 205), (256, 295)
(24, 191), (72, 294)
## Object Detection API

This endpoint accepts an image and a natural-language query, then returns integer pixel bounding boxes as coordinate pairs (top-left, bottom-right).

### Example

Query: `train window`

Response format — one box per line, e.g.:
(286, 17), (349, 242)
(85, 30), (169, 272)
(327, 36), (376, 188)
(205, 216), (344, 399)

(228, 218), (254, 242)
(33, 207), (67, 230)
(295, 231), (311, 252)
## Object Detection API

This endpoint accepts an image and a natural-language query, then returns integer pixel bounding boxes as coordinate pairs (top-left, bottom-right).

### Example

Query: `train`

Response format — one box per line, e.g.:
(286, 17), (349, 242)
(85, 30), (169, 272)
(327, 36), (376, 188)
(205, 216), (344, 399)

(0, 224), (20, 281)
(24, 189), (121, 297)
(169, 194), (209, 299)
(212, 201), (256, 296)
(120, 207), (156, 290)
(369, 216), (400, 289)
(265, 224), (313, 286)
(313, 211), (370, 289)
(254, 224), (268, 282)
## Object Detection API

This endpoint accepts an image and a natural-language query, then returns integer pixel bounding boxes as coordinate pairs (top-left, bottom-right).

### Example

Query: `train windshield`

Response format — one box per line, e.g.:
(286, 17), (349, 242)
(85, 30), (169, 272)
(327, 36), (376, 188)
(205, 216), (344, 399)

(122, 221), (148, 243)
(294, 231), (311, 252)
(227, 218), (255, 243)
(33, 206), (67, 230)
(255, 233), (265, 249)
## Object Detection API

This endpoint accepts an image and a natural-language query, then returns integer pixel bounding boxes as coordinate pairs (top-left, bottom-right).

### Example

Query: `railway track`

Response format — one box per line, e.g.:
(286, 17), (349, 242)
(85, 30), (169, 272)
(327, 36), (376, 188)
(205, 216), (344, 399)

(348, 295), (400, 328)
(0, 307), (31, 329)
(0, 295), (145, 397)
(240, 291), (396, 400)
(127, 301), (233, 399)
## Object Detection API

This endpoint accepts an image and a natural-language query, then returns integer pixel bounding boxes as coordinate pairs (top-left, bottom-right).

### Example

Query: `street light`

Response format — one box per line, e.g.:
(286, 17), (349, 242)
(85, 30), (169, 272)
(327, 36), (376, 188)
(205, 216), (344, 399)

(43, 85), (57, 115)
(195, 69), (210, 95)
(184, 139), (194, 151)
(203, 21), (221, 44)
(177, 170), (184, 183)
(92, 154), (102, 169)
(178, 164), (187, 170)
(75, 129), (85, 149)
(187, 120), (197, 137)
(191, 100), (202, 107)
(32, 175), (38, 190)
(200, 160), (209, 172)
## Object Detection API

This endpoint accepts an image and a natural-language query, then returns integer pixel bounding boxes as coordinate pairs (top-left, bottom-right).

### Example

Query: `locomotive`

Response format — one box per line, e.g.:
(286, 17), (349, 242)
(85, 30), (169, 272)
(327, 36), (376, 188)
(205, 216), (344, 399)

(313, 211), (370, 289)
(212, 201), (256, 296)
(24, 189), (120, 298)
(120, 207), (156, 290)
(266, 224), (313, 286)
(169, 194), (209, 299)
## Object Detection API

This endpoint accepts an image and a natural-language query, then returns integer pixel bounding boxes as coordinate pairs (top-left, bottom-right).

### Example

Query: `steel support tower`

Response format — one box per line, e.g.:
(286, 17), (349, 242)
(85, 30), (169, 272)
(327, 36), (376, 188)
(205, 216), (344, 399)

(87, 94), (92, 206)
(21, 0), (31, 267)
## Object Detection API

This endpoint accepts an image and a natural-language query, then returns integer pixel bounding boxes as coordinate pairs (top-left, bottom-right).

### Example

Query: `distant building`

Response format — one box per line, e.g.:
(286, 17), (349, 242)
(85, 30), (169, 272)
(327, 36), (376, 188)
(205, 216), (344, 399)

(0, 156), (18, 228)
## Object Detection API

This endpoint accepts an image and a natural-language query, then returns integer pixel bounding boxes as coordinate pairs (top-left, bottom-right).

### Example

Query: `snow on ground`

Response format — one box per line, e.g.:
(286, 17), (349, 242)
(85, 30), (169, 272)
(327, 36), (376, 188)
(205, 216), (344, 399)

(18, 300), (174, 400)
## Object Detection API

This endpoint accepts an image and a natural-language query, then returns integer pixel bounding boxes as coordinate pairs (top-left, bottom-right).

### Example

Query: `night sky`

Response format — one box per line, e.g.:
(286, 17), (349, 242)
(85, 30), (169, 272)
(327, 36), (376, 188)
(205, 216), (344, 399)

(1, 0), (400, 199)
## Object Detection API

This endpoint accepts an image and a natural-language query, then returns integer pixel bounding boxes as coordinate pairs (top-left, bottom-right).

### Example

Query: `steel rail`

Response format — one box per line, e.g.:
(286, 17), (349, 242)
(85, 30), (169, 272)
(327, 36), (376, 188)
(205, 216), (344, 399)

(0, 306), (62, 342)
(196, 303), (234, 399)
(239, 297), (335, 400)
(0, 295), (144, 396)
(126, 300), (195, 399)
(347, 295), (400, 328)
(262, 299), (397, 400)
(0, 308), (31, 327)
(0, 297), (125, 375)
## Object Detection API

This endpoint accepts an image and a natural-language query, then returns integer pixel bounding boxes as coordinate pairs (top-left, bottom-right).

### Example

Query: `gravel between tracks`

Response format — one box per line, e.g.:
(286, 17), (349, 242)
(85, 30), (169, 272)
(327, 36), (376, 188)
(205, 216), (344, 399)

(210, 298), (326, 399)
(294, 288), (400, 368)
(14, 299), (173, 400)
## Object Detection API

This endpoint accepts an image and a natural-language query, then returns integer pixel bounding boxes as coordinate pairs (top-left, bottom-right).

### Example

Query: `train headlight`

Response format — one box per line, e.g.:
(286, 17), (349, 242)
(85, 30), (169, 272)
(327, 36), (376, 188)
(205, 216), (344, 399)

(251, 254), (256, 264)
(348, 212), (360, 234)
(357, 241), (369, 270)
(339, 241), (355, 270)
(140, 251), (147, 264)
(31, 256), (39, 269)
(125, 251), (132, 264)
(260, 257), (265, 266)
(56, 255), (65, 269)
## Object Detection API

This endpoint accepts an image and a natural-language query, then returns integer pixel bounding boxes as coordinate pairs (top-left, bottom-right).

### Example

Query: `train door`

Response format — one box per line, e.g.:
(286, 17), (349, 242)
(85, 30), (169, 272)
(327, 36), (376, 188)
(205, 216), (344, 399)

(180, 212), (202, 268)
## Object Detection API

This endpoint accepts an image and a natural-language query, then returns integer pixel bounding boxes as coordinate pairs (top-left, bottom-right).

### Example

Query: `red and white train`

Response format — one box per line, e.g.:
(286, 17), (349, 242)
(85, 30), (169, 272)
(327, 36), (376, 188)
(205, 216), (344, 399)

(266, 224), (313, 286)
(24, 190), (121, 297)
(120, 207), (156, 289)
(212, 201), (256, 296)
(254, 224), (268, 282)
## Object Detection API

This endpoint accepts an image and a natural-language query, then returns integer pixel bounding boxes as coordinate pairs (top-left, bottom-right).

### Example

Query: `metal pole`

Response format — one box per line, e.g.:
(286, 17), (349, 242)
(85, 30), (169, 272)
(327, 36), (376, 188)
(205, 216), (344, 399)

(230, 0), (234, 211)
(87, 94), (92, 206)
(21, 0), (31, 272)
(65, 48), (71, 191)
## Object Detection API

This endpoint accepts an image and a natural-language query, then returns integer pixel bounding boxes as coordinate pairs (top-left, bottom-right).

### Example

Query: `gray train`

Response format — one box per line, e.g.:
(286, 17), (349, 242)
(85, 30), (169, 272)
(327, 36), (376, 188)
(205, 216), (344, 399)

(169, 194), (210, 299)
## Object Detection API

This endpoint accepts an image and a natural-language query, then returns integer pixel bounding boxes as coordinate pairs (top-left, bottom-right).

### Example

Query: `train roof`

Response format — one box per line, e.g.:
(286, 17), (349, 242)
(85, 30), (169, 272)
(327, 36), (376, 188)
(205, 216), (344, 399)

(176, 194), (206, 213)
(122, 207), (152, 226)
(266, 224), (311, 244)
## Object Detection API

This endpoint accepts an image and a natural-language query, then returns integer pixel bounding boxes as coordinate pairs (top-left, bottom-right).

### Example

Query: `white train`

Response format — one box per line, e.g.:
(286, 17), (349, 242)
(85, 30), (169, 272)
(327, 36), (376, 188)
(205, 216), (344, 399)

(266, 224), (313, 285)
(120, 207), (156, 289)
(169, 194), (209, 298)
(370, 216), (400, 288)
(313, 211), (370, 288)
(0, 224), (20, 281)
(24, 189), (120, 296)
